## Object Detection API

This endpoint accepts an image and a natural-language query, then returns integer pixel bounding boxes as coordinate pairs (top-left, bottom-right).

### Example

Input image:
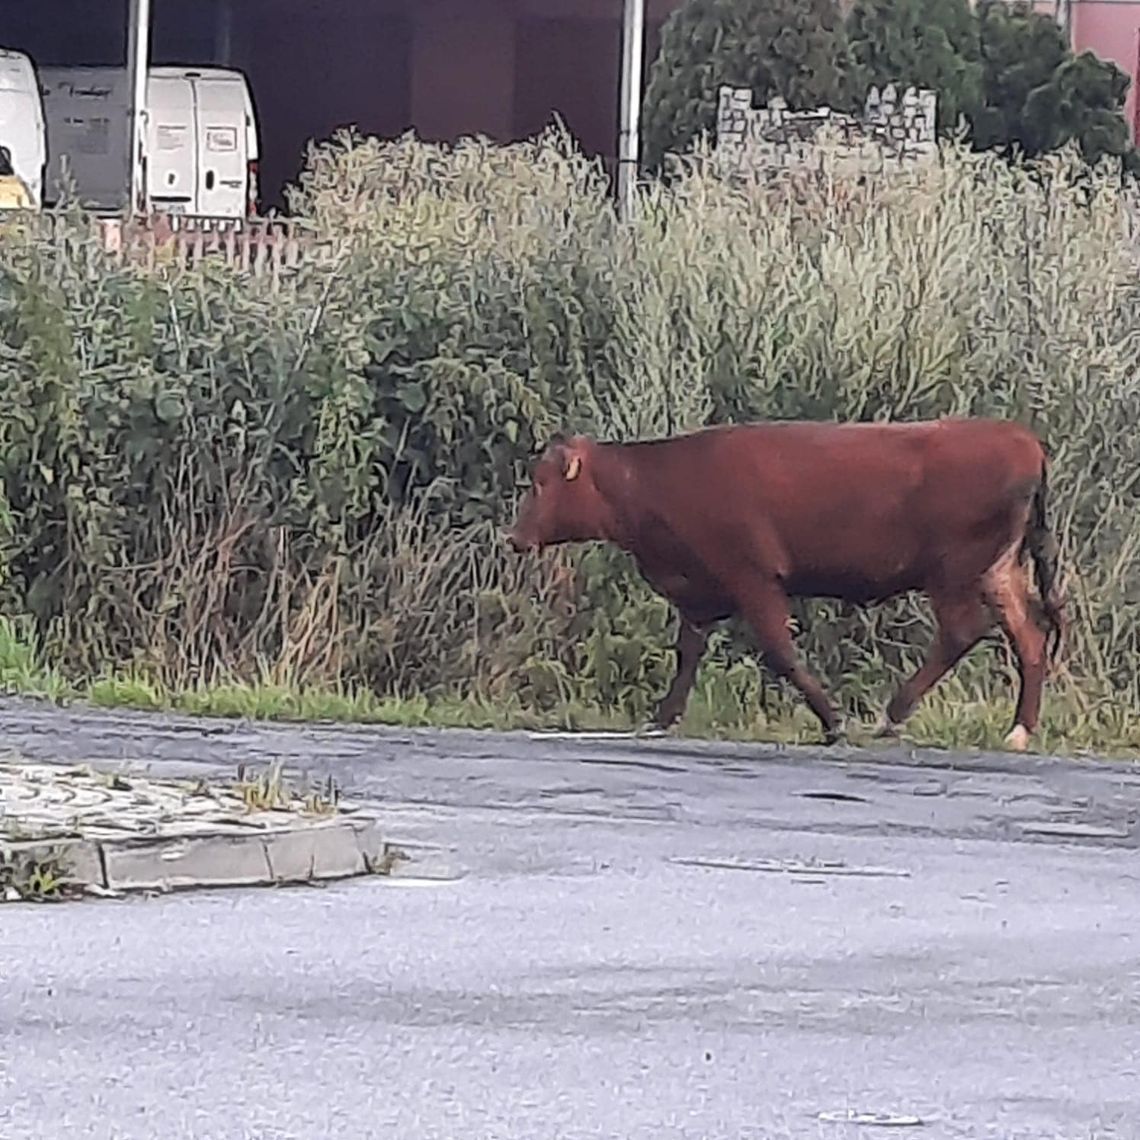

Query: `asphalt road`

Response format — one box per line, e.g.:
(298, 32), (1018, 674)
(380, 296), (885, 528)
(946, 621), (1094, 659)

(2, 698), (1140, 1139)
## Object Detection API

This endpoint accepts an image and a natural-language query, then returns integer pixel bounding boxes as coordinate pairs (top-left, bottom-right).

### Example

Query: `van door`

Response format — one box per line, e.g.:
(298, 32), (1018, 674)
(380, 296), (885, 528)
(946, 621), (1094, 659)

(39, 66), (130, 213)
(191, 72), (250, 218)
(145, 72), (196, 214)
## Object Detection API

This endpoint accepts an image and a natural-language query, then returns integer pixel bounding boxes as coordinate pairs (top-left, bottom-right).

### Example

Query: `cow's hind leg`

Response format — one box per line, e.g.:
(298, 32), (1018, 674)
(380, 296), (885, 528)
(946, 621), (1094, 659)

(877, 593), (994, 738)
(740, 584), (842, 744)
(983, 543), (1049, 752)
(645, 618), (710, 733)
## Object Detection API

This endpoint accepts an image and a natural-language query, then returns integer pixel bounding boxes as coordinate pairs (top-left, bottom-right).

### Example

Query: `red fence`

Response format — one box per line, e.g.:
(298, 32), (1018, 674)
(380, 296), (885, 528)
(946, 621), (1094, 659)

(94, 213), (319, 280)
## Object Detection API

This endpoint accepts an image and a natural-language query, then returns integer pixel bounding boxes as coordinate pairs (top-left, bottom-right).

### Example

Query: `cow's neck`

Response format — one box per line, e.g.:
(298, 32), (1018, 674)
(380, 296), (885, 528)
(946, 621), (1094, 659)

(590, 443), (644, 552)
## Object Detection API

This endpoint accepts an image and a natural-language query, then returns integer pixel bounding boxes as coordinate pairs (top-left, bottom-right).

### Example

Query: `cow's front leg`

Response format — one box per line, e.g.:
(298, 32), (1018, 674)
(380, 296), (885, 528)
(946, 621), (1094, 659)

(740, 584), (843, 744)
(642, 618), (710, 734)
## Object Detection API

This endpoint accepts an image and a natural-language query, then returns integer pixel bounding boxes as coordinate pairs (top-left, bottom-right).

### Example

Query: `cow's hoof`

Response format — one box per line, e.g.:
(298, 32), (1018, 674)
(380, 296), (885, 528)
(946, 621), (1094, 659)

(1004, 724), (1031, 753)
(822, 722), (849, 747)
(873, 714), (900, 740)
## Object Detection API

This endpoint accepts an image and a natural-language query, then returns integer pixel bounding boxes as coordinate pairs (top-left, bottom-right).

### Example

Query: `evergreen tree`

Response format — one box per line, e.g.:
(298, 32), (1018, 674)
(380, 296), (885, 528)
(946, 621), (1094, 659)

(971, 0), (1134, 169)
(641, 0), (850, 173)
(846, 0), (982, 133)
(639, 0), (1137, 178)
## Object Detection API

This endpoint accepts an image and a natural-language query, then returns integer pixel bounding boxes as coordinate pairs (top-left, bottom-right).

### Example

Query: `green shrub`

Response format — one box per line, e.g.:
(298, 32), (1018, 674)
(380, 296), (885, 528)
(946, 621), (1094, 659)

(0, 127), (1138, 742)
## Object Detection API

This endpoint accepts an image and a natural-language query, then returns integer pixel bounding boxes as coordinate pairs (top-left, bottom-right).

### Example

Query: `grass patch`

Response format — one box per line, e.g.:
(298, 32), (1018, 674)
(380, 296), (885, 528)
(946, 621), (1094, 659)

(34, 669), (1140, 760)
(86, 673), (168, 712)
(0, 617), (68, 702)
(0, 841), (75, 903)
(231, 758), (341, 816)
(1, 618), (1136, 760)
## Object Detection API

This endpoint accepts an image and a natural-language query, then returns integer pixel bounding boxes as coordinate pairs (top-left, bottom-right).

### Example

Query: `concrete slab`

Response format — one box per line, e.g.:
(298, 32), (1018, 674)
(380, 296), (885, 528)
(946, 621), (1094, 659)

(0, 760), (393, 900)
(0, 836), (105, 884)
(262, 818), (381, 881)
(101, 832), (274, 892)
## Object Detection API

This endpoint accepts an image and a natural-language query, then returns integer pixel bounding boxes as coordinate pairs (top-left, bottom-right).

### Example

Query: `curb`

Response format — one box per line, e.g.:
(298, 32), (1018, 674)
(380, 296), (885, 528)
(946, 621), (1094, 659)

(2, 816), (401, 900)
(0, 760), (408, 901)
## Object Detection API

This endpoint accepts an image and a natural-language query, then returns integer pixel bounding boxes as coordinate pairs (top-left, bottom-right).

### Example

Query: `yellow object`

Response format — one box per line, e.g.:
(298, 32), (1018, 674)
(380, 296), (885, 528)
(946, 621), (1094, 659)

(0, 173), (35, 210)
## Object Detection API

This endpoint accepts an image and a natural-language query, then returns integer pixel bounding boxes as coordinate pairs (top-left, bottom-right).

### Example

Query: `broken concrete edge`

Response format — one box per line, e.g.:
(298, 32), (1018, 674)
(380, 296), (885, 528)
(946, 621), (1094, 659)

(0, 816), (411, 903)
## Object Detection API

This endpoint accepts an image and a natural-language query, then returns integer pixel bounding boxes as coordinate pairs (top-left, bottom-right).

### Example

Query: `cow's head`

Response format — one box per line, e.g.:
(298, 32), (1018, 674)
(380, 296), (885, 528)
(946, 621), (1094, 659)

(508, 434), (603, 553)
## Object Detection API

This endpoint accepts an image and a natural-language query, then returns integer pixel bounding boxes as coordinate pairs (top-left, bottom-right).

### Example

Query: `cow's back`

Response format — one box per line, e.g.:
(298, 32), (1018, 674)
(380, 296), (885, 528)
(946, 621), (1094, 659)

(615, 418), (1045, 603)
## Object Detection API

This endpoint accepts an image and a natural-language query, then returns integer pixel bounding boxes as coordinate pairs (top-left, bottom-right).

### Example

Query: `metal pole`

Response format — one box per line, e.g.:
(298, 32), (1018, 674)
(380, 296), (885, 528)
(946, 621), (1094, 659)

(127, 0), (152, 215)
(616, 0), (645, 221)
(1056, 0), (1072, 46)
(216, 0), (233, 65)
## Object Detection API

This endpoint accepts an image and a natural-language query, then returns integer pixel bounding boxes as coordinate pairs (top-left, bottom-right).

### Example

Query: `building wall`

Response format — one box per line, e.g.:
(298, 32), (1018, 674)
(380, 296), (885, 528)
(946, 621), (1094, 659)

(228, 0), (412, 209)
(514, 11), (664, 176)
(227, 0), (669, 207)
(3, 0), (129, 63)
(410, 0), (516, 142)
(405, 0), (666, 171)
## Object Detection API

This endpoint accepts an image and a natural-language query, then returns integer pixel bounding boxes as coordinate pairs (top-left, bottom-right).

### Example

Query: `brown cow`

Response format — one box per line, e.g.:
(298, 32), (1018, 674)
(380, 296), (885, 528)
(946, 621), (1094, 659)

(507, 417), (1065, 751)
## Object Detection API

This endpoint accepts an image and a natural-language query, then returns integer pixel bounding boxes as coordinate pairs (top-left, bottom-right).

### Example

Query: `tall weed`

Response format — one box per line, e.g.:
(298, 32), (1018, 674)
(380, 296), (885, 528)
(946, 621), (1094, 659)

(0, 129), (1137, 733)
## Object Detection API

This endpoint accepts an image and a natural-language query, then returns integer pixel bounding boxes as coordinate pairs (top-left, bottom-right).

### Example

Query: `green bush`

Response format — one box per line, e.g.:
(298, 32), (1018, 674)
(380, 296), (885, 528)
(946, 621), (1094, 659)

(1, 127), (1139, 743)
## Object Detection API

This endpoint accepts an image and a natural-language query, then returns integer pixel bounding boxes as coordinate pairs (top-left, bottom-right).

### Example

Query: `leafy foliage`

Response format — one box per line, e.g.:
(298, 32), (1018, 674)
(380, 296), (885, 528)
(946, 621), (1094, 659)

(972, 0), (1136, 170)
(641, 0), (851, 173)
(847, 0), (1137, 170)
(1, 129), (1139, 741)
(846, 0), (982, 132)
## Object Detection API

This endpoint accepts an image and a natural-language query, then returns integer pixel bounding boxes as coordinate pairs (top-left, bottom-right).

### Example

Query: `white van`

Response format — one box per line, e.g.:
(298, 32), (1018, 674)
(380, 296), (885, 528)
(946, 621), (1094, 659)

(146, 67), (260, 218)
(0, 47), (46, 210)
(39, 64), (259, 218)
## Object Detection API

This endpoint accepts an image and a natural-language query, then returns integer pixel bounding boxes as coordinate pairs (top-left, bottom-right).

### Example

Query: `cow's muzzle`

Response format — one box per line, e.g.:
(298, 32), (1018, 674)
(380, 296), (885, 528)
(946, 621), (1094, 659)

(505, 529), (536, 554)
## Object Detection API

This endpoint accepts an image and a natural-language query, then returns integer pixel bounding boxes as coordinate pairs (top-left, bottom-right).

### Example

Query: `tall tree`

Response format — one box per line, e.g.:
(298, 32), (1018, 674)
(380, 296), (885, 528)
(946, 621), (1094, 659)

(640, 0), (851, 173)
(971, 0), (1135, 169)
(846, 0), (983, 134)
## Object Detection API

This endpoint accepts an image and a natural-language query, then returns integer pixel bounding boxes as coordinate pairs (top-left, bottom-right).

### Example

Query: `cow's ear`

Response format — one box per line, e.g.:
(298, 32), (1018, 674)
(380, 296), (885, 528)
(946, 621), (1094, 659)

(560, 436), (588, 481)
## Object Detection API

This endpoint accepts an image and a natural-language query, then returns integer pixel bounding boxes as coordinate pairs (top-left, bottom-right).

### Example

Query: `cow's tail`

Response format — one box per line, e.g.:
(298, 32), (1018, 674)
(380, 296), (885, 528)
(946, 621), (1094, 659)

(1025, 451), (1066, 666)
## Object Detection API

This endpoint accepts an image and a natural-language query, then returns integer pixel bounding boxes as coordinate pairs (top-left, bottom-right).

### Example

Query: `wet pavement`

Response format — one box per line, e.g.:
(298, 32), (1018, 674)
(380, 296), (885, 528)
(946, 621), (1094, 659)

(1, 697), (1139, 1139)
